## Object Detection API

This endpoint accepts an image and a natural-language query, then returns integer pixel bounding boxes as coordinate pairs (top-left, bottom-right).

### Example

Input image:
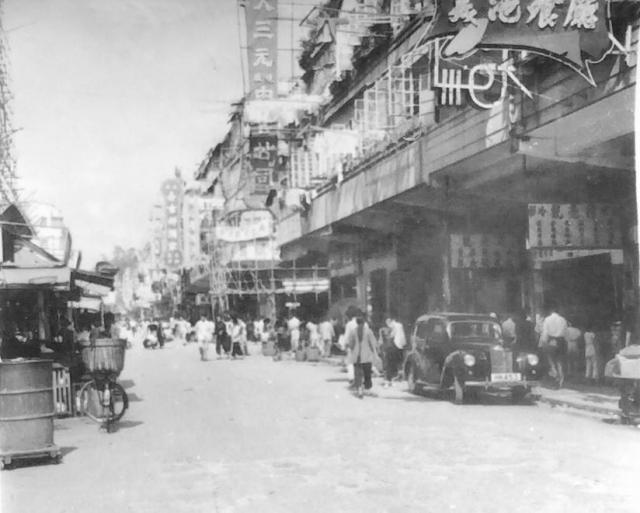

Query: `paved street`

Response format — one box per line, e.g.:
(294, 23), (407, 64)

(2, 342), (640, 513)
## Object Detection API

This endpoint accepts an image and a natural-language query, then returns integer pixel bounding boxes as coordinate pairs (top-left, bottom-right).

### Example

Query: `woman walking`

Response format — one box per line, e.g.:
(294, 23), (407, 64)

(346, 310), (379, 398)
(229, 314), (244, 358)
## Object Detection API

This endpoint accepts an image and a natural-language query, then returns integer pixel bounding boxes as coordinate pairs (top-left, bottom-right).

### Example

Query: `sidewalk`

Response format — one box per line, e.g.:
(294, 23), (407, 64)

(321, 355), (621, 416)
(534, 379), (620, 417)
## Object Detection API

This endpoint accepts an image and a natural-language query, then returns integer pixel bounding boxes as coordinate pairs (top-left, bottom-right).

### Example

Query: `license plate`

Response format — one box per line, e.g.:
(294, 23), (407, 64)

(491, 372), (522, 382)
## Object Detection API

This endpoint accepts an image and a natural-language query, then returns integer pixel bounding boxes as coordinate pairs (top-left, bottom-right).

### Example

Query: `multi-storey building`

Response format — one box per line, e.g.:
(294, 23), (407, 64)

(273, 0), (639, 331)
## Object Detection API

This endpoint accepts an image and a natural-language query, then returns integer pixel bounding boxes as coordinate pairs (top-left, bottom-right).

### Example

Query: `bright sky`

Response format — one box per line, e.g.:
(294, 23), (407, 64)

(4, 0), (313, 267)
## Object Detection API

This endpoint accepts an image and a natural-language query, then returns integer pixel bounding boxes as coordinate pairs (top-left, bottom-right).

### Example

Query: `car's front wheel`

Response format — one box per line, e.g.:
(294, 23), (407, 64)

(453, 374), (464, 405)
(406, 362), (420, 394)
(510, 387), (529, 404)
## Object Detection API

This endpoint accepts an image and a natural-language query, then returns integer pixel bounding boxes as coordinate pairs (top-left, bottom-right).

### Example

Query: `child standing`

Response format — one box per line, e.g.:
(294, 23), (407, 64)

(584, 324), (599, 381)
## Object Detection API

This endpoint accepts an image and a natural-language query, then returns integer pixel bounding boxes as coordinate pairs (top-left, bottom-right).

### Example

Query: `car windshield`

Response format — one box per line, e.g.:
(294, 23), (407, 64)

(449, 321), (502, 340)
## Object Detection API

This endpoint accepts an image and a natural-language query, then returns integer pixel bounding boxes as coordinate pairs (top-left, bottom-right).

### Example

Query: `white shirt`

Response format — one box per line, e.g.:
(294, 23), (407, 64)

(287, 316), (301, 332)
(229, 323), (243, 343)
(319, 321), (335, 341)
(389, 320), (406, 349)
(541, 312), (568, 340)
(584, 331), (597, 357)
(195, 320), (210, 341)
(501, 318), (516, 339)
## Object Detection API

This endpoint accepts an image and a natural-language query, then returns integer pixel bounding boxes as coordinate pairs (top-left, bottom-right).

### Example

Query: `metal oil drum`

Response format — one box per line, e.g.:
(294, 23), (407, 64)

(0, 359), (57, 458)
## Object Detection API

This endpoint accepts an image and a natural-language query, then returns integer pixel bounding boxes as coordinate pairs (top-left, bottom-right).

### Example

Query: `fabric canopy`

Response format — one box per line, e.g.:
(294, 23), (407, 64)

(0, 266), (71, 290)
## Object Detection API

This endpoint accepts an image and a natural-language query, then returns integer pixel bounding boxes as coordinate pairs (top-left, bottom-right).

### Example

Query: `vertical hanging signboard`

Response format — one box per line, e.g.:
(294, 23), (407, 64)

(244, 0), (279, 101)
(249, 127), (277, 194)
(161, 179), (184, 269)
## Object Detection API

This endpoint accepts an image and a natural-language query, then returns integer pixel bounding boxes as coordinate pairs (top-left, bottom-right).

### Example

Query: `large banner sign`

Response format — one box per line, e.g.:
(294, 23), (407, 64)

(528, 203), (622, 249)
(429, 0), (612, 84)
(244, 0), (279, 100)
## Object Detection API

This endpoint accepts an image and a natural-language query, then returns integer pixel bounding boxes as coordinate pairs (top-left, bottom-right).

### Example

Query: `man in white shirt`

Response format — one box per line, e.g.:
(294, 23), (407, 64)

(195, 314), (212, 361)
(343, 306), (361, 385)
(287, 313), (301, 352)
(319, 317), (336, 357)
(501, 314), (516, 345)
(540, 307), (568, 387)
(382, 314), (406, 387)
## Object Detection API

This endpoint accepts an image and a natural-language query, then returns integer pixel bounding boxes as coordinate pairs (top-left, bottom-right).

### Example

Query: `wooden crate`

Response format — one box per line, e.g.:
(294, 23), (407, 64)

(52, 364), (74, 417)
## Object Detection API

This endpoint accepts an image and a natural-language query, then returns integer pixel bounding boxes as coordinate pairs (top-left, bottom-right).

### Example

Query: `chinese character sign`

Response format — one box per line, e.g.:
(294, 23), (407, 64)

(244, 0), (278, 101)
(527, 203), (622, 249)
(161, 178), (183, 269)
(249, 128), (277, 194)
(450, 234), (521, 269)
(431, 0), (611, 84)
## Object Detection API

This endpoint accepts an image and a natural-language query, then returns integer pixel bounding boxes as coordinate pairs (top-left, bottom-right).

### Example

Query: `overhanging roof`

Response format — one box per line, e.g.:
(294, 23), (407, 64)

(0, 266), (71, 290)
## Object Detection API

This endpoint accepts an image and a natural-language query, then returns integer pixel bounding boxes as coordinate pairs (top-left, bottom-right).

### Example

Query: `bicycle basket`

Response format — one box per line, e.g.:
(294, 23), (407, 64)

(80, 338), (127, 375)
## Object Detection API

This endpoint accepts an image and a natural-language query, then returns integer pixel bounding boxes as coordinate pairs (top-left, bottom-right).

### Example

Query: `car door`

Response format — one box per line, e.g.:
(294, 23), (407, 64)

(425, 318), (449, 370)
(412, 320), (429, 352)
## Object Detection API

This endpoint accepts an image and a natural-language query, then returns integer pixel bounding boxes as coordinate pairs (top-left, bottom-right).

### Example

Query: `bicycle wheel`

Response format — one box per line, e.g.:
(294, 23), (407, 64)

(78, 380), (109, 424)
(108, 382), (129, 422)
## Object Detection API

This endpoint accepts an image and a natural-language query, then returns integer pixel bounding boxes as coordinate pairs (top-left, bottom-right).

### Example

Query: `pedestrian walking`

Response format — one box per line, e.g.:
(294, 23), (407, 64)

(229, 314), (244, 358)
(273, 318), (289, 359)
(307, 320), (321, 352)
(343, 306), (360, 386)
(514, 310), (537, 353)
(319, 316), (335, 357)
(501, 313), (516, 346)
(239, 315), (249, 357)
(584, 324), (600, 381)
(565, 321), (582, 377)
(195, 314), (212, 361)
(540, 304), (568, 387)
(287, 312), (301, 353)
(381, 314), (406, 387)
(346, 311), (379, 398)
(215, 315), (230, 358)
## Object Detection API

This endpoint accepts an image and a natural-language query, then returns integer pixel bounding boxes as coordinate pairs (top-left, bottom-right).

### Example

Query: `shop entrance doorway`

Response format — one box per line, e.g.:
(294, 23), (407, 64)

(541, 253), (617, 327)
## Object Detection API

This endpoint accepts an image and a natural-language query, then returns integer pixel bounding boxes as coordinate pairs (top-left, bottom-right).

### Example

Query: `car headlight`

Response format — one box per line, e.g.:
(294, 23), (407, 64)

(527, 354), (539, 366)
(463, 354), (476, 366)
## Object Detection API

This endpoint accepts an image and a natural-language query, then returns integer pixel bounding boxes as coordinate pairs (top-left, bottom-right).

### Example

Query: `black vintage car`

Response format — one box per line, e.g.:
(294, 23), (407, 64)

(404, 313), (541, 403)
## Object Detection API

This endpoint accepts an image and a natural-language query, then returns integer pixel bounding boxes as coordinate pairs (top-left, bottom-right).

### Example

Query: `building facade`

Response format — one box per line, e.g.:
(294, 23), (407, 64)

(272, 0), (639, 331)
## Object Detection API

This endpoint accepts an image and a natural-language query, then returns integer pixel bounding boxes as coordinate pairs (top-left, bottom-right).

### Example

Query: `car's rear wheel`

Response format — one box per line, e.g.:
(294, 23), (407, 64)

(406, 362), (420, 394)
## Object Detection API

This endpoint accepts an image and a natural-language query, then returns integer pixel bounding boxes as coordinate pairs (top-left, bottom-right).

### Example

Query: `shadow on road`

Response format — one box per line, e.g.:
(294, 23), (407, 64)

(114, 420), (144, 431)
(379, 394), (432, 403)
(125, 392), (143, 403)
(4, 447), (77, 471)
(60, 446), (78, 457)
(325, 377), (350, 383)
(119, 379), (136, 390)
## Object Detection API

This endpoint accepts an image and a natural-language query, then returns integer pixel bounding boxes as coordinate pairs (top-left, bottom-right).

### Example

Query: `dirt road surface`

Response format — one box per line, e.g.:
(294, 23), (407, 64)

(2, 342), (640, 512)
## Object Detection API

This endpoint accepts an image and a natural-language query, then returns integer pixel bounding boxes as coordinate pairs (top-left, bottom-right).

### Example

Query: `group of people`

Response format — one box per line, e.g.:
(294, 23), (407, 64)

(192, 312), (253, 361)
(497, 304), (637, 388)
(262, 307), (406, 399)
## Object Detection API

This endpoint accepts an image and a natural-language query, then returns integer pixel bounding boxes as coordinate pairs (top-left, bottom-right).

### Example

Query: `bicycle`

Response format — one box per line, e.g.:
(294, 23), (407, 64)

(78, 338), (128, 432)
(78, 371), (128, 432)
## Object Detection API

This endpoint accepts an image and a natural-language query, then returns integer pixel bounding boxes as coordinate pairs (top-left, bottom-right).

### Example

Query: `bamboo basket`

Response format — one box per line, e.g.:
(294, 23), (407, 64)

(80, 338), (126, 375)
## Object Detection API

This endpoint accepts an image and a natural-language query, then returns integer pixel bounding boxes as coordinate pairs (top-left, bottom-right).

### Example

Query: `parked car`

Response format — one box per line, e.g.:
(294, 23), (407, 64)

(404, 313), (541, 403)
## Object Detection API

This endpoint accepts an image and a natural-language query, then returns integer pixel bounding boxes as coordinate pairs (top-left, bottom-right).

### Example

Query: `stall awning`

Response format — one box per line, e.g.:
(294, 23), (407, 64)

(0, 266), (71, 290)
(72, 269), (114, 296)
(68, 296), (102, 312)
